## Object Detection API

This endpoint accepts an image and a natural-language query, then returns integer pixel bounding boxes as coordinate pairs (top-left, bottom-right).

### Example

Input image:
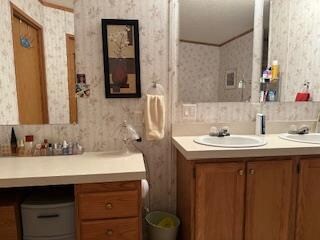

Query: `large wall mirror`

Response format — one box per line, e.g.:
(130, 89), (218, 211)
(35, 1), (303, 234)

(178, 0), (319, 104)
(0, 0), (76, 125)
(179, 0), (255, 103)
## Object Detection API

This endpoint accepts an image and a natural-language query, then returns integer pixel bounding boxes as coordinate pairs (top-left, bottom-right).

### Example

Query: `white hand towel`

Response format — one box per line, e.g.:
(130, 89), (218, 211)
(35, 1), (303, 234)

(145, 94), (165, 141)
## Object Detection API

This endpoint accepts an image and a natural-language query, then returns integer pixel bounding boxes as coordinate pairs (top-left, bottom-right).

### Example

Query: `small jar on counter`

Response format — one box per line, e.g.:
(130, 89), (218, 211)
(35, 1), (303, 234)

(25, 135), (34, 156)
(17, 139), (25, 157)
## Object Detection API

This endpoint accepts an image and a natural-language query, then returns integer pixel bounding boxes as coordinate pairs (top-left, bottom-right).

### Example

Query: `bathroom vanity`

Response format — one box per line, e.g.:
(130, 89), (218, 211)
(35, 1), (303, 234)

(0, 152), (146, 240)
(173, 135), (320, 240)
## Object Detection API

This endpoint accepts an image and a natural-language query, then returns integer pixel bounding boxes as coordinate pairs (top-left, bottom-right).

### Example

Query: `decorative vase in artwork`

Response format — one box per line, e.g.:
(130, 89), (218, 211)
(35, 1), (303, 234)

(112, 59), (128, 92)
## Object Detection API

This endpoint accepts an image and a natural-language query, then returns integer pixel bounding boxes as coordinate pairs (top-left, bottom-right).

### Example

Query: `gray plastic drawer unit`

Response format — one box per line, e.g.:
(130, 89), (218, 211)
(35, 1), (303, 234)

(21, 193), (75, 240)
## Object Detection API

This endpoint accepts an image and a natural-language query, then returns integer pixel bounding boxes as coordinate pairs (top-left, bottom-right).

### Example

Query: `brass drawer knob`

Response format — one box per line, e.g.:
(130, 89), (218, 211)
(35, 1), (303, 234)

(249, 169), (255, 175)
(106, 229), (113, 236)
(239, 170), (244, 176)
(106, 203), (113, 209)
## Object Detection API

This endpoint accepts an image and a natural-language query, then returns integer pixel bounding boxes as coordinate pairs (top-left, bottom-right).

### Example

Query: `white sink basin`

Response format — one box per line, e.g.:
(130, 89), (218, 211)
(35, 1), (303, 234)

(279, 133), (320, 144)
(194, 135), (267, 148)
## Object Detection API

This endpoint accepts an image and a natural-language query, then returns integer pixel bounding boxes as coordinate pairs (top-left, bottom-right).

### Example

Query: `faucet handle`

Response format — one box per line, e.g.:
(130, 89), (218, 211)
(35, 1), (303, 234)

(221, 126), (230, 134)
(209, 126), (219, 136)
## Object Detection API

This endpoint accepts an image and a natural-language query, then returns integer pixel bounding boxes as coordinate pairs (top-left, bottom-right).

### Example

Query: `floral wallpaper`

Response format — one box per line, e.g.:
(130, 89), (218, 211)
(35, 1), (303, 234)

(218, 32), (253, 102)
(178, 42), (220, 103)
(0, 0), (74, 125)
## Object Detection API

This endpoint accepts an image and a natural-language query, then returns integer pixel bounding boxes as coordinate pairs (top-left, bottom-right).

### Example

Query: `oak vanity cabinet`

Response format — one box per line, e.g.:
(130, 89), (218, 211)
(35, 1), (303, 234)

(177, 152), (297, 240)
(75, 181), (142, 240)
(296, 159), (320, 240)
(245, 160), (294, 240)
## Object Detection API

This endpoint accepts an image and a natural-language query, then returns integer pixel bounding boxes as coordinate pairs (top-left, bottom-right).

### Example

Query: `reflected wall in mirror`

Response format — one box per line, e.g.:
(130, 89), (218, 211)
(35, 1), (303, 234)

(178, 0), (255, 103)
(0, 0), (76, 125)
(266, 0), (320, 102)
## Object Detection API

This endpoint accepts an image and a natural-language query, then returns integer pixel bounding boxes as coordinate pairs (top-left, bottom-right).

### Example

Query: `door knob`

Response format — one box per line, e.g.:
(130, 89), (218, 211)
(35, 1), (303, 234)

(105, 203), (113, 209)
(106, 229), (113, 236)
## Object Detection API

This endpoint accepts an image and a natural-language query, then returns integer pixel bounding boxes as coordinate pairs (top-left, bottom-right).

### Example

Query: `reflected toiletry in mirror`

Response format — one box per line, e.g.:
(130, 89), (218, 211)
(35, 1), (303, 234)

(0, 0), (77, 125)
(178, 0), (255, 103)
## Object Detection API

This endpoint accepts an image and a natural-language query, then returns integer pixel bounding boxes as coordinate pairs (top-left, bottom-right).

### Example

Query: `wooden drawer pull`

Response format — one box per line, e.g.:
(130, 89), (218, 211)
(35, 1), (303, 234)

(105, 203), (113, 209)
(106, 229), (113, 236)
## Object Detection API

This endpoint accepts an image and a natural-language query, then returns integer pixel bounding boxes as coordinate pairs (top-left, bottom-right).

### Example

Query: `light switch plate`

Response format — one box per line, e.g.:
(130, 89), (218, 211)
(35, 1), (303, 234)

(182, 104), (197, 121)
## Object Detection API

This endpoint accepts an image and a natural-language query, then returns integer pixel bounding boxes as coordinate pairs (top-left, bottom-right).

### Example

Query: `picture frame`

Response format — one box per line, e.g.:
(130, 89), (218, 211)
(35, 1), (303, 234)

(102, 19), (141, 98)
(225, 69), (237, 89)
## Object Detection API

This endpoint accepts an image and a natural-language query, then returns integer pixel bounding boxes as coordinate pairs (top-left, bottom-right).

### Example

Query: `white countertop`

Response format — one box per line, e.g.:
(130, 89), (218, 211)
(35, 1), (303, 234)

(173, 134), (320, 160)
(0, 152), (146, 188)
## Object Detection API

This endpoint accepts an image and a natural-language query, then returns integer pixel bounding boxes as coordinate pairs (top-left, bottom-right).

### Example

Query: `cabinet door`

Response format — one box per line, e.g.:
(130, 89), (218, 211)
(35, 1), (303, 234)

(195, 162), (245, 240)
(245, 160), (293, 240)
(296, 159), (320, 240)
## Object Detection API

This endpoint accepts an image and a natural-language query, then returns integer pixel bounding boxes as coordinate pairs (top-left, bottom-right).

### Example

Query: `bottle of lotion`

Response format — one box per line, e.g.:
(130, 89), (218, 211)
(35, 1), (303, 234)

(271, 60), (280, 81)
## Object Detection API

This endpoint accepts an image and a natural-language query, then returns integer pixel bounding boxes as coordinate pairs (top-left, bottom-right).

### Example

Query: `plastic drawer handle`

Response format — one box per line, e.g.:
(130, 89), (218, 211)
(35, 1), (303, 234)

(37, 214), (60, 219)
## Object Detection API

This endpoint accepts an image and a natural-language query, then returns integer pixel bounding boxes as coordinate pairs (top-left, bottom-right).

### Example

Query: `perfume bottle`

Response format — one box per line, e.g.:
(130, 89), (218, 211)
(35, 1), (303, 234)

(10, 128), (17, 155)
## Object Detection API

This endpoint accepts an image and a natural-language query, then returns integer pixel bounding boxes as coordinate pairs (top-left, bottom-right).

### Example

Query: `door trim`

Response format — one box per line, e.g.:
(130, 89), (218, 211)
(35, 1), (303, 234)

(10, 3), (49, 124)
(66, 33), (78, 124)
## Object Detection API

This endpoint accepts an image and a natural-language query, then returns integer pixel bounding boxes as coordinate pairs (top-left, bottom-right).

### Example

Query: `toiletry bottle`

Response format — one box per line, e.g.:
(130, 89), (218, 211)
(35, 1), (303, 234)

(40, 144), (46, 156)
(17, 139), (25, 157)
(53, 143), (59, 156)
(62, 140), (68, 155)
(271, 60), (280, 81)
(68, 142), (73, 155)
(33, 144), (42, 156)
(25, 135), (34, 156)
(10, 128), (17, 155)
(268, 90), (276, 102)
(47, 143), (53, 156)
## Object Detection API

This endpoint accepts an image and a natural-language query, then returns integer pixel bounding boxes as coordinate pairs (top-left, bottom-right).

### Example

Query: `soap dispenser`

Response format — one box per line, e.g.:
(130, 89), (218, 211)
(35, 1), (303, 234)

(256, 113), (266, 135)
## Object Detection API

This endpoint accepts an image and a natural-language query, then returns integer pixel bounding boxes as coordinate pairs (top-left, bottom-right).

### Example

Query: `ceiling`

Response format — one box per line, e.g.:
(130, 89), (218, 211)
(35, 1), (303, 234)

(180, 0), (255, 45)
(44, 0), (74, 9)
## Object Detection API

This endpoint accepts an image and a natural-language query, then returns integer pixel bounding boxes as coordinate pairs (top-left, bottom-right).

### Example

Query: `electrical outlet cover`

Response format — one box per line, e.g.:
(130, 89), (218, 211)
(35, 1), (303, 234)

(182, 104), (197, 121)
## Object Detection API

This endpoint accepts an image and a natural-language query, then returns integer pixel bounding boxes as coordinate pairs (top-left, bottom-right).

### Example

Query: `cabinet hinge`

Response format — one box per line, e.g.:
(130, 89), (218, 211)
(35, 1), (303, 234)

(297, 163), (301, 174)
(193, 168), (196, 178)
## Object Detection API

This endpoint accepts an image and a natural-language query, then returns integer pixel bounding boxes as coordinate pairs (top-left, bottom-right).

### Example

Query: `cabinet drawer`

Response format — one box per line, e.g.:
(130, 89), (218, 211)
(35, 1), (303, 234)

(78, 190), (138, 220)
(80, 218), (139, 240)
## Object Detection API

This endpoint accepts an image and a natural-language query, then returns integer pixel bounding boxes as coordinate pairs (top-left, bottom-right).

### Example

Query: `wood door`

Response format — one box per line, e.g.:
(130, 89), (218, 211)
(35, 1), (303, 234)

(245, 160), (294, 240)
(296, 159), (320, 240)
(11, 5), (48, 124)
(195, 162), (246, 240)
(66, 34), (77, 124)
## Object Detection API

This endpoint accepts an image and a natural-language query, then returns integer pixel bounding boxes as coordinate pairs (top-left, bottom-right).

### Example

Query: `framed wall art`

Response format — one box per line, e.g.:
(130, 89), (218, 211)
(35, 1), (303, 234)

(102, 19), (141, 98)
(225, 69), (237, 89)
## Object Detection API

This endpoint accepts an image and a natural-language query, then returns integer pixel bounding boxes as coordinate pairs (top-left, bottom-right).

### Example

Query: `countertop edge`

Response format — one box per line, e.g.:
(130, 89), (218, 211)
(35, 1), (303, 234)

(172, 136), (320, 160)
(0, 171), (146, 188)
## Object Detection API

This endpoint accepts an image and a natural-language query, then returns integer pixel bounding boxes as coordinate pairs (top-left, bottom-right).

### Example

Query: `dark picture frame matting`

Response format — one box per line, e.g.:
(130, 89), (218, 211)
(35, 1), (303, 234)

(102, 19), (141, 98)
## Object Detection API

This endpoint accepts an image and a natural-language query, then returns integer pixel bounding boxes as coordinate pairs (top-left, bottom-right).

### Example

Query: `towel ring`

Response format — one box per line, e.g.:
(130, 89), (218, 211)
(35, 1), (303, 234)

(146, 81), (165, 96)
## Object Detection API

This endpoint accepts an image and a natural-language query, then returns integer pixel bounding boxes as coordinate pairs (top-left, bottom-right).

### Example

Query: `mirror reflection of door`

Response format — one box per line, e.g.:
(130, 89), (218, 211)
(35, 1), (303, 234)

(66, 34), (77, 124)
(11, 6), (49, 125)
